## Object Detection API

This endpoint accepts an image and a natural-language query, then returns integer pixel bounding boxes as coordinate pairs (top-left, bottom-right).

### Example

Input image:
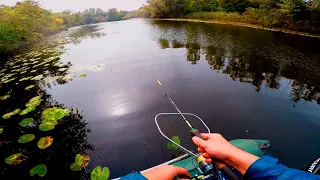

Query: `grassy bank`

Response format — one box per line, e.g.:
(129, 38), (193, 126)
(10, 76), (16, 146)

(159, 17), (320, 38)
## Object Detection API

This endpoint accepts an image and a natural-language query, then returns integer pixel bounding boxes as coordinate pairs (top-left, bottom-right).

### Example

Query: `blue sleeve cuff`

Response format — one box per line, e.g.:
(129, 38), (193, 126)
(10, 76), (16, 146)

(120, 172), (148, 180)
(243, 155), (286, 179)
(244, 155), (320, 180)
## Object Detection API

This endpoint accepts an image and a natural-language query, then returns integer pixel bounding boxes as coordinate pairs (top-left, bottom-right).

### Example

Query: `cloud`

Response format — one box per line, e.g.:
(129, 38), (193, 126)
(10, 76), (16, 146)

(1, 0), (146, 12)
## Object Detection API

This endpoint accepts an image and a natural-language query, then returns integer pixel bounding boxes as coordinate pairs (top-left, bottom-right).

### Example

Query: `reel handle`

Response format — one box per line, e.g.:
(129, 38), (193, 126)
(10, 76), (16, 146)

(191, 129), (241, 180)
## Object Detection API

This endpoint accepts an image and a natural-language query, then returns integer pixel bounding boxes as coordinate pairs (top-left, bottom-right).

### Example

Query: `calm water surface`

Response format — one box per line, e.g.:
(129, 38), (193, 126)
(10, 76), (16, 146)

(0, 19), (319, 179)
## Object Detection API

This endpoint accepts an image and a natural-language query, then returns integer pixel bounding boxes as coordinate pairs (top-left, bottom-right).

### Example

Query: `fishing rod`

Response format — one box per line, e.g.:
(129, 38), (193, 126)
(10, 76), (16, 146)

(152, 73), (241, 180)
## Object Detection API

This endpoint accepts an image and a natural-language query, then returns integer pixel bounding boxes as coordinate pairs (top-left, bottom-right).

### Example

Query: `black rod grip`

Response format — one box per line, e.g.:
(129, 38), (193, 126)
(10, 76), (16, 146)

(191, 129), (201, 138)
(220, 166), (241, 180)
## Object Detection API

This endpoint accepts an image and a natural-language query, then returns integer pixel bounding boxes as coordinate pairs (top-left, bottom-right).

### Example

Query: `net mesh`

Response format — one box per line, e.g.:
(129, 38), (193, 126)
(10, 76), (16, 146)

(155, 113), (210, 155)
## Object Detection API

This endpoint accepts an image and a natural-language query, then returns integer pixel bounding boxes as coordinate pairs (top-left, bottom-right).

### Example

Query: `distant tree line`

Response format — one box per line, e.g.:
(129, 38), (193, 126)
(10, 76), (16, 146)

(137, 0), (320, 34)
(0, 0), (136, 53)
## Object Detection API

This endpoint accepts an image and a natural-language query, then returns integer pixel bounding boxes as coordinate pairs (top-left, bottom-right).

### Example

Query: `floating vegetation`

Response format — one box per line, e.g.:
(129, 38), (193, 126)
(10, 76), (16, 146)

(18, 134), (35, 143)
(45, 76), (62, 84)
(25, 85), (35, 91)
(26, 96), (43, 107)
(39, 121), (56, 131)
(31, 75), (44, 81)
(62, 74), (73, 81)
(167, 136), (180, 150)
(58, 68), (67, 72)
(0, 92), (11, 100)
(20, 106), (37, 115)
(39, 107), (70, 131)
(2, 108), (21, 119)
(19, 118), (34, 127)
(4, 153), (23, 165)
(30, 164), (47, 177)
(37, 136), (53, 149)
(30, 70), (37, 73)
(80, 74), (86, 77)
(70, 154), (90, 171)
(19, 76), (33, 82)
(0, 128), (3, 134)
(91, 166), (110, 180)
(2, 77), (17, 83)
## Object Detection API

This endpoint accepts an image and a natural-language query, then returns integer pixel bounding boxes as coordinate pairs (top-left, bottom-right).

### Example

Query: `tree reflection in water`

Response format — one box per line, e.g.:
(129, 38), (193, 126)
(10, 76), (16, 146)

(152, 21), (320, 105)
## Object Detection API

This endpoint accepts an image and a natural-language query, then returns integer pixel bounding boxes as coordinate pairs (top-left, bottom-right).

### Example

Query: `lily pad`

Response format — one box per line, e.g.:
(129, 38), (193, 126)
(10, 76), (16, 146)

(20, 106), (37, 115)
(80, 74), (86, 77)
(39, 121), (57, 131)
(31, 75), (44, 81)
(58, 68), (67, 72)
(70, 154), (90, 171)
(30, 164), (47, 177)
(42, 107), (70, 122)
(25, 85), (35, 91)
(30, 70), (37, 73)
(18, 134), (35, 143)
(38, 136), (53, 149)
(4, 153), (23, 165)
(91, 166), (110, 180)
(2, 109), (21, 119)
(19, 77), (32, 82)
(167, 136), (180, 150)
(25, 96), (42, 107)
(3, 77), (16, 83)
(19, 118), (34, 127)
(0, 128), (3, 134)
(0, 93), (10, 100)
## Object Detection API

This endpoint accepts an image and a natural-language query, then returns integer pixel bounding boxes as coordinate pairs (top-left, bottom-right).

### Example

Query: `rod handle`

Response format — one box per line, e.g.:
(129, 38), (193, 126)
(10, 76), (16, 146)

(191, 129), (241, 180)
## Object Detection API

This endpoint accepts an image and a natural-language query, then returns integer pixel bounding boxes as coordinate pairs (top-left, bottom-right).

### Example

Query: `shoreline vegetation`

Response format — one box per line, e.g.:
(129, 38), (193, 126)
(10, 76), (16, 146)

(158, 18), (320, 38)
(0, 0), (136, 54)
(137, 0), (320, 38)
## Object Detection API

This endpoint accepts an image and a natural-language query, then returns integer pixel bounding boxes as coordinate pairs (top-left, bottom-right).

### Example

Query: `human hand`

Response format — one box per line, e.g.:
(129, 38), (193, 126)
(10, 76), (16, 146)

(192, 133), (239, 163)
(142, 164), (190, 180)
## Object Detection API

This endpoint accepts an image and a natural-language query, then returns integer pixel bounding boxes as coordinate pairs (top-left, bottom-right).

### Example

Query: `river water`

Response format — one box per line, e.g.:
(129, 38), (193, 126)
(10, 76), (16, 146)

(0, 19), (319, 179)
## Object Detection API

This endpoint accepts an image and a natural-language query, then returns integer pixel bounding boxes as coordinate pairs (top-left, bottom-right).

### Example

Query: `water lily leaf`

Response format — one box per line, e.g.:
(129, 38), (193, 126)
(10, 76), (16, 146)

(0, 93), (10, 100)
(70, 164), (81, 171)
(19, 118), (34, 127)
(2, 77), (16, 83)
(26, 96), (42, 107)
(70, 154), (90, 171)
(0, 128), (3, 134)
(31, 75), (44, 81)
(39, 121), (57, 131)
(62, 74), (72, 81)
(25, 85), (35, 91)
(30, 70), (37, 73)
(19, 76), (33, 82)
(58, 68), (67, 72)
(2, 109), (21, 119)
(4, 153), (23, 165)
(30, 164), (47, 177)
(91, 166), (110, 180)
(20, 106), (37, 115)
(80, 74), (86, 77)
(37, 136), (53, 149)
(42, 107), (70, 122)
(18, 134), (35, 143)
(167, 136), (180, 150)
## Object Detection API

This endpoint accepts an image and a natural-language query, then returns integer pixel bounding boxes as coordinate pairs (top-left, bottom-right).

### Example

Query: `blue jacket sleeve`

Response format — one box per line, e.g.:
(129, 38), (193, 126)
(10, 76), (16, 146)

(243, 155), (320, 180)
(119, 172), (148, 180)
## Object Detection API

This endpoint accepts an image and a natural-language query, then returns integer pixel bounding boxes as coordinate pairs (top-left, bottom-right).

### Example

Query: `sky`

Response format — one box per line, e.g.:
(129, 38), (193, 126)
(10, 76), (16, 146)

(1, 0), (146, 12)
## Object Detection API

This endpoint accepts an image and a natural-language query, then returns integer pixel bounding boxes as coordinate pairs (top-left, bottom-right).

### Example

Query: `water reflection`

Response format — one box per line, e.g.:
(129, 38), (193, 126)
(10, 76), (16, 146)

(151, 21), (320, 105)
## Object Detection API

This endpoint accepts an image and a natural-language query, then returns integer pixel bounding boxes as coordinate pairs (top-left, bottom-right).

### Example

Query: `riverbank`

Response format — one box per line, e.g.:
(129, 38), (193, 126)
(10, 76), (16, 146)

(157, 18), (320, 39)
